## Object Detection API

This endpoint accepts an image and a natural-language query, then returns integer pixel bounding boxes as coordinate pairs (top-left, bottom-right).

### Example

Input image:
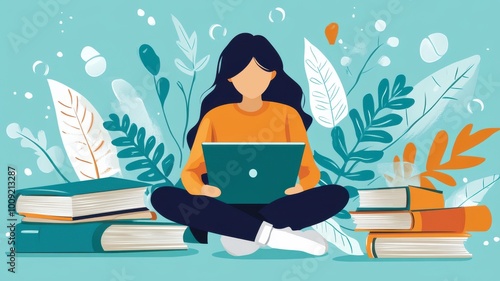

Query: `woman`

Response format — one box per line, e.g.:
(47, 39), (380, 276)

(151, 33), (349, 256)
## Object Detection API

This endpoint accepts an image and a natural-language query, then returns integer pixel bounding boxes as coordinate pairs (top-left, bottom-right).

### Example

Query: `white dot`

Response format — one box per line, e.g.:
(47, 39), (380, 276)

(338, 39), (343, 44)
(484, 241), (489, 246)
(387, 37), (399, 47)
(340, 56), (352, 66)
(5, 232), (9, 237)
(249, 169), (258, 178)
(47, 106), (51, 110)
(353, 6), (356, 9)
(57, 51), (63, 57)
(45, 115), (49, 119)
(361, 28), (364, 31)
(375, 20), (387, 32)
(25, 92), (33, 99)
(463, 177), (468, 183)
(352, 14), (356, 18)
(61, 30), (64, 33)
(24, 168), (32, 176)
(13, 91), (17, 95)
(343, 46), (347, 49)
(378, 55), (391, 67)
(157, 112), (160, 115)
(59, 20), (63, 24)
(486, 48), (490, 51)
(61, 11), (63, 14)
(147, 16), (156, 26)
(494, 237), (499, 242)
(69, 16), (73, 20)
(137, 9), (145, 17)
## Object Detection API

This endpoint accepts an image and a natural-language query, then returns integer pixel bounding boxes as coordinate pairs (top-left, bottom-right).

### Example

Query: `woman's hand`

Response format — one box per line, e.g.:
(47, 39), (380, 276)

(201, 184), (222, 198)
(284, 184), (304, 195)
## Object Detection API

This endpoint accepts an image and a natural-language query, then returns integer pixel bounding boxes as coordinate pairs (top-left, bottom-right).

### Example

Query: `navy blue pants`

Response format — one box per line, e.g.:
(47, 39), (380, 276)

(151, 185), (349, 242)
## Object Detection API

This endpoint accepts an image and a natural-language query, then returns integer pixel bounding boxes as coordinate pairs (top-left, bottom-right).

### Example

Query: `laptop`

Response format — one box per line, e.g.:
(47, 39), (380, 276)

(202, 142), (305, 204)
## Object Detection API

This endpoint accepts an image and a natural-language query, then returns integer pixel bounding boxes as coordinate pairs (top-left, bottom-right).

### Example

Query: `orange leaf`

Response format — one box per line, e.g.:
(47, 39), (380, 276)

(452, 124), (500, 156)
(403, 142), (417, 164)
(439, 155), (485, 170)
(422, 170), (457, 187)
(426, 130), (448, 170)
(419, 175), (435, 189)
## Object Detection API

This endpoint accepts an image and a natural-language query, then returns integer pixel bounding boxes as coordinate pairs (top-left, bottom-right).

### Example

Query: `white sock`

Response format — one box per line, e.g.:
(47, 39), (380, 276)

(220, 235), (260, 256)
(255, 222), (328, 256)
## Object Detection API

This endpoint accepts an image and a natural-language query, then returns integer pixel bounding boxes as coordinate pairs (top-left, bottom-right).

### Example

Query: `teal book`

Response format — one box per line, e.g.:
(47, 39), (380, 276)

(16, 221), (188, 253)
(356, 185), (445, 211)
(16, 177), (151, 220)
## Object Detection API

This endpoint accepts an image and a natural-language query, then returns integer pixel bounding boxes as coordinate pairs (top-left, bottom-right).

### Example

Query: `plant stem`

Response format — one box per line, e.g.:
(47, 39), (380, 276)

(347, 43), (383, 96)
(181, 71), (197, 149)
(18, 132), (70, 183)
(153, 76), (183, 168)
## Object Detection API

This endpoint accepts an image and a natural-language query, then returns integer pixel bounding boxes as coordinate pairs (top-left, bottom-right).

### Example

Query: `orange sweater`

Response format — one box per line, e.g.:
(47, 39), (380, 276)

(181, 101), (321, 195)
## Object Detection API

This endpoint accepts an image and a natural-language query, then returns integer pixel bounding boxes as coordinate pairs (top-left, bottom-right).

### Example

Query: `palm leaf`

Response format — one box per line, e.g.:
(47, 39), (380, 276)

(312, 218), (363, 256)
(445, 175), (499, 207)
(48, 79), (121, 180)
(304, 38), (348, 128)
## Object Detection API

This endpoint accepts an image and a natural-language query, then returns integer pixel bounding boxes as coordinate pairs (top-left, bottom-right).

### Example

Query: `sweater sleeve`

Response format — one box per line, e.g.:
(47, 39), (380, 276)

(286, 108), (321, 190)
(181, 114), (213, 195)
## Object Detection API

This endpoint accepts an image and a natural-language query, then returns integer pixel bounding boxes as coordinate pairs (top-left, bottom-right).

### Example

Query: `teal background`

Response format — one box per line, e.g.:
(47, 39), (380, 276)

(1, 0), (499, 280)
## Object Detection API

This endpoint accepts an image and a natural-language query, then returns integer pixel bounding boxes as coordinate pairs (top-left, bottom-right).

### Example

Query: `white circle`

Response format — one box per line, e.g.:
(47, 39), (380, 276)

(494, 237), (499, 242)
(147, 16), (156, 26)
(375, 20), (386, 32)
(340, 56), (352, 66)
(249, 169), (258, 178)
(137, 9), (145, 17)
(45, 115), (49, 119)
(47, 106), (51, 110)
(338, 39), (343, 44)
(5, 232), (9, 237)
(484, 241), (489, 246)
(387, 37), (399, 47)
(59, 20), (63, 24)
(352, 14), (355, 18)
(69, 16), (73, 20)
(24, 168), (32, 176)
(378, 55), (391, 67)
(157, 112), (160, 115)
(463, 177), (468, 183)
(57, 51), (63, 57)
(343, 46), (347, 50)
(486, 48), (490, 51)
(13, 92), (17, 95)
(420, 33), (448, 63)
(61, 30), (64, 33)
(25, 92), (33, 99)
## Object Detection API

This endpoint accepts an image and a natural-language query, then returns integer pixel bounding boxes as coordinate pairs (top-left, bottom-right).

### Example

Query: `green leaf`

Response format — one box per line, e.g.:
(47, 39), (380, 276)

(314, 151), (342, 175)
(395, 86), (413, 97)
(344, 170), (375, 181)
(103, 114), (120, 131)
(392, 74), (406, 97)
(128, 124), (138, 140)
(332, 127), (348, 161)
(371, 114), (403, 128)
(162, 154), (175, 177)
(126, 159), (150, 171)
(319, 171), (333, 186)
(152, 143), (165, 165)
(350, 150), (384, 163)
(145, 136), (156, 157)
(335, 210), (351, 219)
(362, 130), (393, 143)
(157, 77), (170, 106)
(363, 94), (375, 125)
(387, 98), (415, 110)
(344, 185), (359, 198)
(139, 44), (160, 76)
(137, 127), (146, 149)
(117, 147), (141, 158)
(112, 137), (134, 147)
(378, 78), (390, 108)
(138, 168), (164, 182)
(121, 114), (130, 132)
(349, 109), (364, 140)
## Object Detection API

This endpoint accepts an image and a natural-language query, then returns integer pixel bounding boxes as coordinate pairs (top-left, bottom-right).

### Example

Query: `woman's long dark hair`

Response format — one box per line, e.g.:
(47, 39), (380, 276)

(187, 33), (312, 148)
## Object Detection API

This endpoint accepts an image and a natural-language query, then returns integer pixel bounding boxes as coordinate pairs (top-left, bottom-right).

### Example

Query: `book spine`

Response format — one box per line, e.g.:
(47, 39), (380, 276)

(16, 223), (107, 253)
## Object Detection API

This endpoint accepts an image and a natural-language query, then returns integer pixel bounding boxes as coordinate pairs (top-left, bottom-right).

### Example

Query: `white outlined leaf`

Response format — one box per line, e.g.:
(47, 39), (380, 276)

(446, 174), (499, 207)
(312, 218), (363, 255)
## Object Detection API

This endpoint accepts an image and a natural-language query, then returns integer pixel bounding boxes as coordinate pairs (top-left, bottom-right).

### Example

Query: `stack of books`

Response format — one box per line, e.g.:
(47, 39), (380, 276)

(350, 185), (492, 258)
(15, 177), (187, 253)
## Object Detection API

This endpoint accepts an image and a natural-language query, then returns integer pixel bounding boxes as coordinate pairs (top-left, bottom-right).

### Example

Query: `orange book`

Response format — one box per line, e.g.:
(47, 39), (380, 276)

(366, 232), (472, 258)
(21, 210), (157, 223)
(352, 205), (492, 232)
(357, 185), (444, 211)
